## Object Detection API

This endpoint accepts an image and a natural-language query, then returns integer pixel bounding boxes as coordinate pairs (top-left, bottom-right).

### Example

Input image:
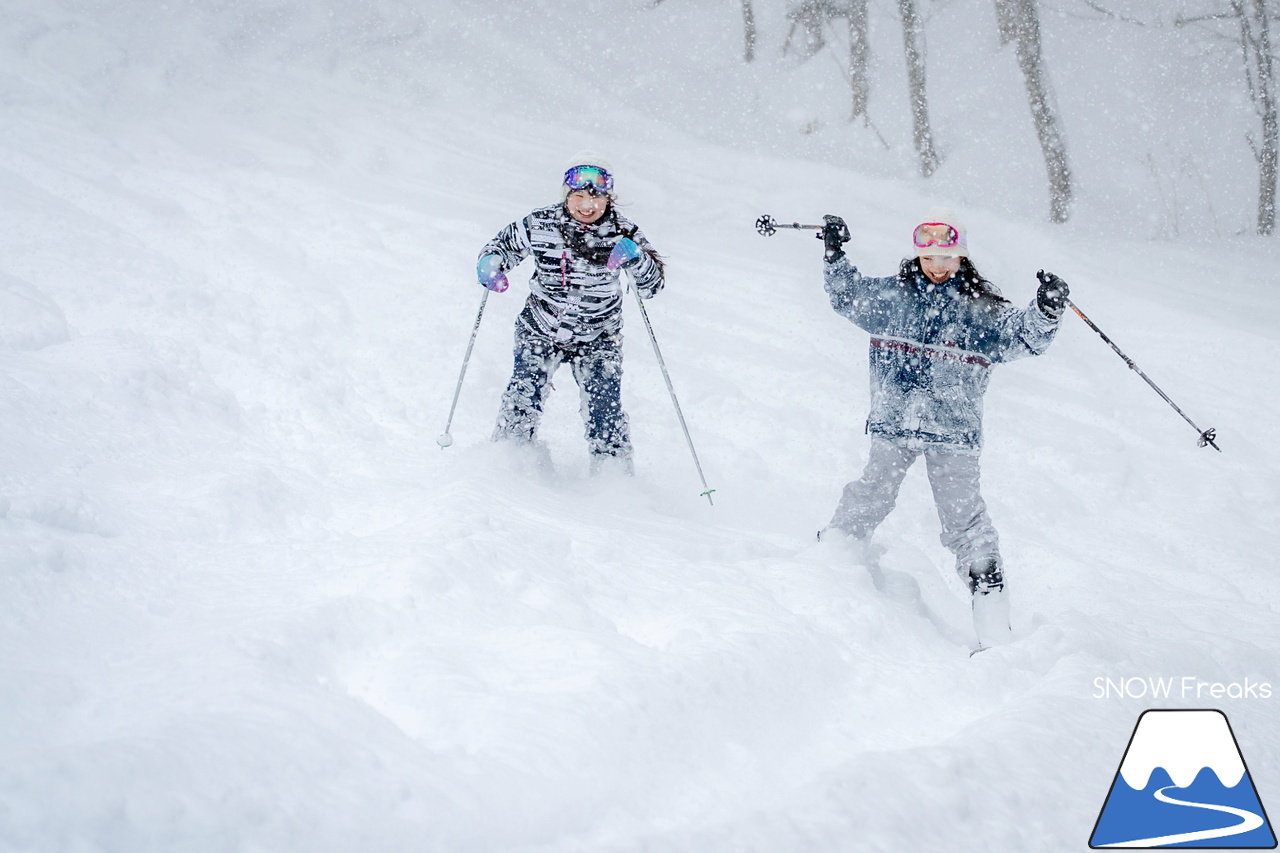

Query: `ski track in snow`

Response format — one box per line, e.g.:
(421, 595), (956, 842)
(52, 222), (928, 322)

(1, 3), (1279, 852)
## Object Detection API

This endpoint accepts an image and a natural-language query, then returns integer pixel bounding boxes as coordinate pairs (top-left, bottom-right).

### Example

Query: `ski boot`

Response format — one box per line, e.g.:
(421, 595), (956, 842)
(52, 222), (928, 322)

(589, 451), (635, 478)
(968, 558), (1011, 651)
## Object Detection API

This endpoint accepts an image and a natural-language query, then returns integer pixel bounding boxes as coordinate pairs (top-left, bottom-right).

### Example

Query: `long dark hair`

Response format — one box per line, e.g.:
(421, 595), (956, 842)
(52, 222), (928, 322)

(899, 256), (1008, 309)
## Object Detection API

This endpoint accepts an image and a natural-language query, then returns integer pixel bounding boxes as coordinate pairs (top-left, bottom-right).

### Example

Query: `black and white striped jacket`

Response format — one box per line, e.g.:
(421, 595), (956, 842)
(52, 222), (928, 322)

(480, 203), (664, 345)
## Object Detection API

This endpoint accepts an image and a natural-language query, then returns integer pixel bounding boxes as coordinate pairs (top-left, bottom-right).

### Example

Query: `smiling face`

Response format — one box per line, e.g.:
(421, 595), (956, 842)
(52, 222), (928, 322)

(566, 189), (609, 224)
(920, 254), (962, 284)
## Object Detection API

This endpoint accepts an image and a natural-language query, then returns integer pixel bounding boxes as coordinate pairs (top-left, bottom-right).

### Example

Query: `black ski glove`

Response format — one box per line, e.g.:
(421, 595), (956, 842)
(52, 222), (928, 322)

(1036, 270), (1069, 318)
(821, 215), (851, 262)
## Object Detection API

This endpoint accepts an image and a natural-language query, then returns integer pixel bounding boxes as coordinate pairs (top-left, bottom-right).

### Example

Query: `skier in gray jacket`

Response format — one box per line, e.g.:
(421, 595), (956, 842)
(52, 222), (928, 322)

(819, 207), (1069, 614)
(477, 152), (664, 473)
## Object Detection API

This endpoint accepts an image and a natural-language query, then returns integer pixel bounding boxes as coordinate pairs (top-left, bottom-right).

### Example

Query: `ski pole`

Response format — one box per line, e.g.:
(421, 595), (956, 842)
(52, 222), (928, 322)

(437, 288), (490, 448)
(1066, 298), (1220, 452)
(628, 278), (716, 505)
(755, 214), (823, 236)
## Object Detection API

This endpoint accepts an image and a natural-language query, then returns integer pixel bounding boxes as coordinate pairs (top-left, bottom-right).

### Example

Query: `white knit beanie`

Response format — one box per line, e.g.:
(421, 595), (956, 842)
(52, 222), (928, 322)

(561, 150), (616, 201)
(914, 206), (969, 258)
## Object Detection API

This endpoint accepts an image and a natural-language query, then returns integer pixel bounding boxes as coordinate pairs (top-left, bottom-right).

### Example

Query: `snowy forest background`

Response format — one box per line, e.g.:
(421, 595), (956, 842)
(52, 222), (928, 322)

(2, 0), (1279, 851)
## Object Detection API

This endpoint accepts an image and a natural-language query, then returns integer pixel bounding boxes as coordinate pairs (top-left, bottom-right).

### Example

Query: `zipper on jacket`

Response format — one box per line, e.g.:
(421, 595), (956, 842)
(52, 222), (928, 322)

(554, 249), (574, 344)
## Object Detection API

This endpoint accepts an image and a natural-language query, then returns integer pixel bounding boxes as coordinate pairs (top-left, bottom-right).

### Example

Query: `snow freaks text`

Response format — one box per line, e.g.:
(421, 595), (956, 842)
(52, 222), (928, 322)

(1093, 676), (1274, 700)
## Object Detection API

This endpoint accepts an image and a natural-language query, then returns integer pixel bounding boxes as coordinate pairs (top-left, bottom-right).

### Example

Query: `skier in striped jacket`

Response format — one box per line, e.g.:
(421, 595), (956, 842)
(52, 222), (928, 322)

(477, 152), (664, 473)
(818, 207), (1069, 635)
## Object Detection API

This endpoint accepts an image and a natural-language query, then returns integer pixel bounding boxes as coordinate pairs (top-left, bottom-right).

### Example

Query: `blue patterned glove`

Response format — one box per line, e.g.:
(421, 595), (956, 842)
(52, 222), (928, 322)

(477, 254), (509, 292)
(607, 237), (642, 271)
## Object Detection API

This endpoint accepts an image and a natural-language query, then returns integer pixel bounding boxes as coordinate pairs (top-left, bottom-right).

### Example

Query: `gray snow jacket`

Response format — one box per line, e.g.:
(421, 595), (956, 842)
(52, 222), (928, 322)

(480, 203), (664, 345)
(824, 256), (1061, 452)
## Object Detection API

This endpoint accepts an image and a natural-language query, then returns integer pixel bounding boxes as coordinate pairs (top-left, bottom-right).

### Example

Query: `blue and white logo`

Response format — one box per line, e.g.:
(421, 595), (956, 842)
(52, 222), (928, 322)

(1090, 709), (1276, 848)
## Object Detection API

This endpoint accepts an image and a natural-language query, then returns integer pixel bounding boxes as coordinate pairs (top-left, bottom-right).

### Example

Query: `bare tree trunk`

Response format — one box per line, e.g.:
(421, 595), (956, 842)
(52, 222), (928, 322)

(848, 0), (870, 119)
(994, 0), (1018, 43)
(741, 0), (757, 63)
(996, 0), (1072, 222)
(1256, 0), (1277, 235)
(1234, 0), (1277, 234)
(898, 0), (939, 177)
(784, 1), (828, 58)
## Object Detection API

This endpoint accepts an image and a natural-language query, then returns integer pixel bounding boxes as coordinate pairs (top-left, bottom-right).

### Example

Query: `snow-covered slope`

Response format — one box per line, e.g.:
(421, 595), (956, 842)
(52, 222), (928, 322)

(1, 2), (1277, 851)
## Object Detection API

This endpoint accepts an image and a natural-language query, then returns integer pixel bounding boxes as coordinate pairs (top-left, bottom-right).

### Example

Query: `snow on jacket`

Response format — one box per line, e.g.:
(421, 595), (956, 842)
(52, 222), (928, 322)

(480, 203), (664, 345)
(824, 256), (1061, 452)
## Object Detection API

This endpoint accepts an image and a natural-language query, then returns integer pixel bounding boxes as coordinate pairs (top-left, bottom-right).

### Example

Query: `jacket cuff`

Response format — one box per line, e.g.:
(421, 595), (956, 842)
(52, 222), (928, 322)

(1030, 300), (1063, 327)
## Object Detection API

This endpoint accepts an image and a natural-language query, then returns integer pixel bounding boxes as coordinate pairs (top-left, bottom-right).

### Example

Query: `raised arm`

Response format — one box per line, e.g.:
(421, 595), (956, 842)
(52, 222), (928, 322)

(990, 272), (1069, 361)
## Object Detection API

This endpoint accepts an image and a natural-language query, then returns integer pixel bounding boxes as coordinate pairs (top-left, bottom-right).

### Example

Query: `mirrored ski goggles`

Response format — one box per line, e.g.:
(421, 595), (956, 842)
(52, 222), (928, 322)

(563, 164), (614, 195)
(912, 222), (961, 248)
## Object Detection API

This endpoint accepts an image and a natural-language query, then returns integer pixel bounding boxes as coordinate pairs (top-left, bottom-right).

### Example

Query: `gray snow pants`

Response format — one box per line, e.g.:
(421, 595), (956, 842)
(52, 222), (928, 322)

(828, 437), (1001, 577)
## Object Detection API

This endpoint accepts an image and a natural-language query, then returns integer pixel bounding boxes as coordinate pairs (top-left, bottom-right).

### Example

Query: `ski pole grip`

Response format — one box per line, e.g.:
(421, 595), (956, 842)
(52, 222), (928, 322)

(755, 214), (824, 236)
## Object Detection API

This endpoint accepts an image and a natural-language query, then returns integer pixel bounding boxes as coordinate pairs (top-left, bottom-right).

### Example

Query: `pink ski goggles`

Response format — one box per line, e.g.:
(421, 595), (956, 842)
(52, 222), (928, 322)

(912, 222), (961, 249)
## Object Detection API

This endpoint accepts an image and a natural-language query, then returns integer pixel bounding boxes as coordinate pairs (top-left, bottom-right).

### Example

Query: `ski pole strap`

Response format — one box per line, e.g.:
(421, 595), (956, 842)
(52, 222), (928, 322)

(755, 214), (823, 236)
(1067, 300), (1220, 452)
